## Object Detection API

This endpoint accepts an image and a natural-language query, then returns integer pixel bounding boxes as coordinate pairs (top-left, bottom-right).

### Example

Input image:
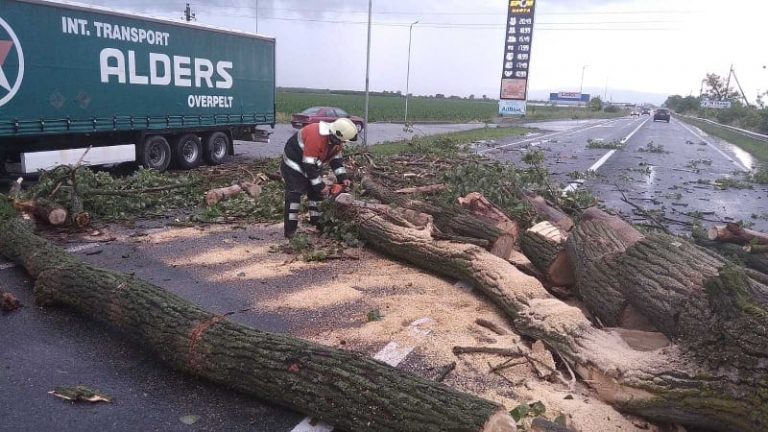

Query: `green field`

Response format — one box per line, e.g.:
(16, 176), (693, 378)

(276, 90), (624, 124)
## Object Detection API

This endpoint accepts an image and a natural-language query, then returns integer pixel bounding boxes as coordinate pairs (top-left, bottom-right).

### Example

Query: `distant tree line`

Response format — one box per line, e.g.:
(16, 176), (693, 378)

(277, 87), (497, 101)
(664, 74), (768, 134)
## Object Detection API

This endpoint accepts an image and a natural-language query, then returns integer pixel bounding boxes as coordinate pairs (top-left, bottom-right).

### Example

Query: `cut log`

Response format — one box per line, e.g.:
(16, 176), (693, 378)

(458, 192), (521, 261)
(520, 221), (574, 287)
(519, 192), (573, 232)
(204, 184), (244, 206)
(708, 223), (768, 246)
(340, 202), (768, 432)
(14, 198), (68, 226)
(745, 244), (768, 254)
(362, 176), (503, 243)
(0, 214), (514, 432)
(395, 184), (448, 194)
(73, 212), (92, 229)
(697, 239), (768, 275)
(239, 181), (262, 198)
(564, 208), (650, 328)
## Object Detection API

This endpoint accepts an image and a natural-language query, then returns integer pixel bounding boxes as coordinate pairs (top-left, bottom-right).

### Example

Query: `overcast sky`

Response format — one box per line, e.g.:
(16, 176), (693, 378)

(81, 0), (768, 104)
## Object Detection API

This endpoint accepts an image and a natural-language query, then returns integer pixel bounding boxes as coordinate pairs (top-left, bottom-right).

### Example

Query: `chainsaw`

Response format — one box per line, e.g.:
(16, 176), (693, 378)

(328, 183), (349, 198)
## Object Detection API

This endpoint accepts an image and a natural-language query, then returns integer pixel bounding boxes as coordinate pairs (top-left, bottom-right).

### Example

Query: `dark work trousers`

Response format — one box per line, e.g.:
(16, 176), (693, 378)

(281, 161), (323, 238)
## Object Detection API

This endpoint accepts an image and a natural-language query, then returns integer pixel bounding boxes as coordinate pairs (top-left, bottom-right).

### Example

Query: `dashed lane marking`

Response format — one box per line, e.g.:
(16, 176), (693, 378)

(477, 118), (629, 155)
(563, 117), (650, 193)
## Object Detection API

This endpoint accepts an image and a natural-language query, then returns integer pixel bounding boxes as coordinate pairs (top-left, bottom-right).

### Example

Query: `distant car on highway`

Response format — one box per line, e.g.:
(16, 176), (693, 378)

(642, 108), (651, 115)
(630, 111), (640, 117)
(653, 108), (671, 123)
(290, 107), (365, 132)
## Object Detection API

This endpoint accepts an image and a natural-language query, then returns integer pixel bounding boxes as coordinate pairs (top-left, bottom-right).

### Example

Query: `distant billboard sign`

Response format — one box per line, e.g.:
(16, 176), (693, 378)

(499, 100), (527, 116)
(701, 99), (732, 109)
(549, 92), (590, 106)
(499, 0), (537, 116)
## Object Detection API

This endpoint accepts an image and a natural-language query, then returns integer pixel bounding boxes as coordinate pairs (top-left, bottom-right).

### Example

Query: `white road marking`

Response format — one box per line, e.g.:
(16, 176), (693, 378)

(676, 119), (748, 171)
(477, 118), (626, 155)
(0, 243), (103, 271)
(620, 117), (651, 144)
(290, 317), (435, 432)
(564, 117), (650, 193)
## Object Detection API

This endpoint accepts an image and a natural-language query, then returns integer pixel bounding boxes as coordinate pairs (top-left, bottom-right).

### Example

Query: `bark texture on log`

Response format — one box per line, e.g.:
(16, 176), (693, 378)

(362, 176), (503, 243)
(205, 184), (244, 206)
(519, 193), (573, 232)
(708, 223), (768, 246)
(395, 184), (447, 194)
(14, 198), (68, 226)
(0, 216), (514, 432)
(343, 203), (768, 432)
(458, 192), (521, 261)
(565, 210), (642, 327)
(697, 239), (768, 275)
(520, 222), (574, 287)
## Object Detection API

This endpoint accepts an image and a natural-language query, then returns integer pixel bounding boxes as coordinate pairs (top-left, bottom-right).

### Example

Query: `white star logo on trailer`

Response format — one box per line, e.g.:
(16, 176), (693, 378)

(0, 17), (24, 108)
(0, 41), (14, 91)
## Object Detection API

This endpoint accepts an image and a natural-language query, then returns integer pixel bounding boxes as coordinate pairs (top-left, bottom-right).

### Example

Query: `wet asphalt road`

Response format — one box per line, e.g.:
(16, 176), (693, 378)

(0, 122), (490, 432)
(483, 115), (768, 233)
(234, 122), (487, 159)
(3, 115), (767, 431)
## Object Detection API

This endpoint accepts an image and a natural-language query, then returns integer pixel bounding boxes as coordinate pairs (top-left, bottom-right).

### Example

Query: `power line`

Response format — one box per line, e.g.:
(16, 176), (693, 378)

(223, 6), (693, 17)
(208, 14), (678, 31)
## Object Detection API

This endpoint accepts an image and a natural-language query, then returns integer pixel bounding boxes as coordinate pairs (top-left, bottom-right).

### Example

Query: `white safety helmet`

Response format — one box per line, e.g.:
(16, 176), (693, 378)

(329, 118), (359, 142)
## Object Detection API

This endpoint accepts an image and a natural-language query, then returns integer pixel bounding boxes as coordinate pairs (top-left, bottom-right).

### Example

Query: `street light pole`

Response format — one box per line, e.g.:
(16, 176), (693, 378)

(579, 65), (589, 106)
(404, 20), (419, 131)
(363, 0), (372, 146)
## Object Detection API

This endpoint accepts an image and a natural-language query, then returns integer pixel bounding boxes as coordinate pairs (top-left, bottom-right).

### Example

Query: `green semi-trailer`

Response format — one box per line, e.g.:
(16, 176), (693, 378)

(0, 0), (276, 173)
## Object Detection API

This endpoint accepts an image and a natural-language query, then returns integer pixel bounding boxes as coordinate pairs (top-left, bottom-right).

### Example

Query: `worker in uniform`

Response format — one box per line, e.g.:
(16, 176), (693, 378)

(280, 118), (358, 238)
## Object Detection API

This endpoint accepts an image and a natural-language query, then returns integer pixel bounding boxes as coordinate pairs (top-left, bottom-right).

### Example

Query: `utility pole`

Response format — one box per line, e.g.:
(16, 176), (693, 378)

(579, 65), (589, 106)
(363, 0), (372, 146)
(403, 20), (419, 131)
(183, 3), (196, 22)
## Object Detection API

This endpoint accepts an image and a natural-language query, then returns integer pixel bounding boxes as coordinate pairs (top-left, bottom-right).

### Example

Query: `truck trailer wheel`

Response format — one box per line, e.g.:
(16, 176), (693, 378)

(172, 134), (203, 170)
(140, 136), (172, 172)
(203, 132), (230, 165)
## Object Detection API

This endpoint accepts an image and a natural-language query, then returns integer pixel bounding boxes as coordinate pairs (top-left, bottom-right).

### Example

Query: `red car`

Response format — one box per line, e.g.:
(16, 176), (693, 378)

(290, 106), (365, 132)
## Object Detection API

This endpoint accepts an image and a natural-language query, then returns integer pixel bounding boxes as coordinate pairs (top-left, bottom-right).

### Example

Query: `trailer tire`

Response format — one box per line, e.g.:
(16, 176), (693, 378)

(172, 134), (203, 170)
(140, 135), (172, 172)
(203, 132), (230, 165)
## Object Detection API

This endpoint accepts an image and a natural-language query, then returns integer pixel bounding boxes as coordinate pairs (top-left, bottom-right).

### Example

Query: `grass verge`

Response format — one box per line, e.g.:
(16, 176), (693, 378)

(368, 126), (529, 157)
(681, 117), (768, 164)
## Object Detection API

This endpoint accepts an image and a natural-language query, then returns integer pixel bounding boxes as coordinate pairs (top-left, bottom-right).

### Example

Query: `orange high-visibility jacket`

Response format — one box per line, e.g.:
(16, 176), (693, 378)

(283, 123), (347, 192)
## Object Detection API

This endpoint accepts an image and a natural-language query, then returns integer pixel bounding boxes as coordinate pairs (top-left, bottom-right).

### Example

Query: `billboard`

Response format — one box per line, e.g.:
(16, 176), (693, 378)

(549, 92), (590, 106)
(498, 0), (537, 116)
(701, 99), (732, 109)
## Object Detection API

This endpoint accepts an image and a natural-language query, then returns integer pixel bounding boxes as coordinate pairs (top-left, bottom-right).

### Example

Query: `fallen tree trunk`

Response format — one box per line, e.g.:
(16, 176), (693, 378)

(338, 199), (768, 432)
(362, 176), (503, 244)
(204, 182), (262, 206)
(395, 184), (448, 194)
(458, 192), (520, 261)
(708, 223), (768, 246)
(519, 192), (573, 232)
(14, 198), (68, 226)
(0, 215), (514, 432)
(520, 221), (574, 287)
(565, 208), (650, 328)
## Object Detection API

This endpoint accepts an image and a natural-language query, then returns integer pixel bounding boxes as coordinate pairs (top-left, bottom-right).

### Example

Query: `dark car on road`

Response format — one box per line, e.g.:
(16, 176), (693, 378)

(642, 108), (650, 115)
(653, 108), (671, 123)
(290, 107), (365, 132)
